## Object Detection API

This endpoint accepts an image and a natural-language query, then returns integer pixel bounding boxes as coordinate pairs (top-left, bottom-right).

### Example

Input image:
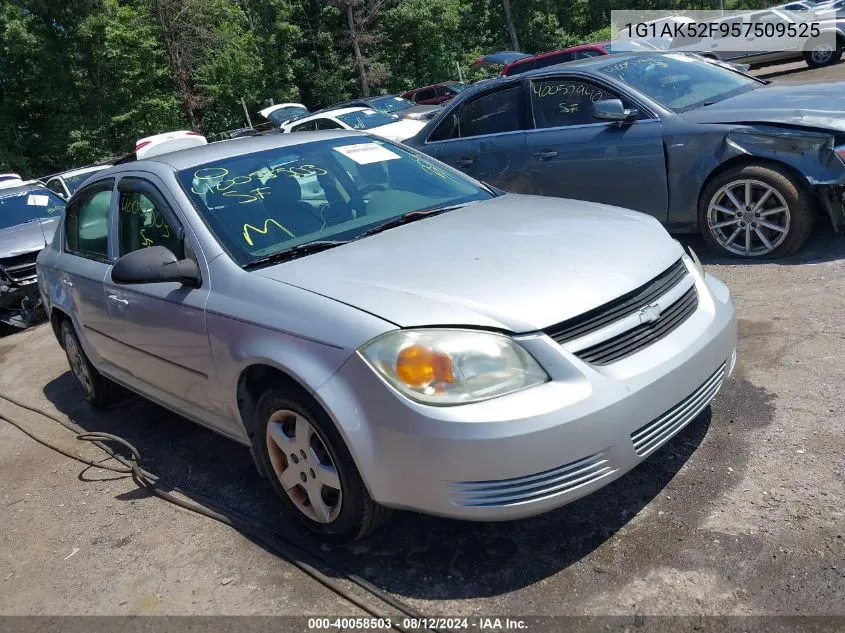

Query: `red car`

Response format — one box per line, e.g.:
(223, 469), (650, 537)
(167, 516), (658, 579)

(500, 43), (610, 76)
(401, 81), (469, 105)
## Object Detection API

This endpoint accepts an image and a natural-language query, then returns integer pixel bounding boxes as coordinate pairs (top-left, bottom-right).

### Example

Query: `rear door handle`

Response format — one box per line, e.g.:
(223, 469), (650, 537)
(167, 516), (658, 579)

(532, 150), (558, 160)
(455, 157), (476, 167)
(62, 278), (73, 288)
(108, 294), (129, 306)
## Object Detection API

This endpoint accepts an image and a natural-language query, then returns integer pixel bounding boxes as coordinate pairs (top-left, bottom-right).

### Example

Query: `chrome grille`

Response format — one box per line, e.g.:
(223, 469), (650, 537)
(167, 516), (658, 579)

(545, 259), (688, 346)
(0, 251), (39, 283)
(631, 363), (726, 457)
(448, 452), (615, 507)
(576, 286), (698, 366)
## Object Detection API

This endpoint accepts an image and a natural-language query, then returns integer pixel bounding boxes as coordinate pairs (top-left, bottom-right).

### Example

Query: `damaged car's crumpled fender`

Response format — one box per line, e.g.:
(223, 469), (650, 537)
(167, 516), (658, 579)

(665, 123), (845, 231)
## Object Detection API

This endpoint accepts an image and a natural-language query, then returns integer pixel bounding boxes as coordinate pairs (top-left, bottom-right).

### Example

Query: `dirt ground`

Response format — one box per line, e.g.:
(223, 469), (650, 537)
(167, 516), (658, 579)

(1, 60), (844, 622)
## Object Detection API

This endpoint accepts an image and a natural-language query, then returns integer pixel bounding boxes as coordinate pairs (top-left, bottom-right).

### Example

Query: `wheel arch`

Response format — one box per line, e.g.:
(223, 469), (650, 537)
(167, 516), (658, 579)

(49, 306), (69, 348)
(698, 155), (814, 214)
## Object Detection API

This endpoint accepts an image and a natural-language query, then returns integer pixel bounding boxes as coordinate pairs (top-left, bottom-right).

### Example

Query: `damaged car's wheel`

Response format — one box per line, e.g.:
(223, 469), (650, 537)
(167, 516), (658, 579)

(699, 163), (815, 258)
(60, 320), (122, 408)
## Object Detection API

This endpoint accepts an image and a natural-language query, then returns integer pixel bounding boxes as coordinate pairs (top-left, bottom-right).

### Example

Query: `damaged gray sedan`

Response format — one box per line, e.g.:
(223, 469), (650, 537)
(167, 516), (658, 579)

(408, 53), (845, 258)
(0, 183), (65, 328)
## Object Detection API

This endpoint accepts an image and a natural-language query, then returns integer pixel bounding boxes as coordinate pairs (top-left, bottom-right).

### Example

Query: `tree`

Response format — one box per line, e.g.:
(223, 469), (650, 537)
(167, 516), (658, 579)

(500, 0), (519, 50)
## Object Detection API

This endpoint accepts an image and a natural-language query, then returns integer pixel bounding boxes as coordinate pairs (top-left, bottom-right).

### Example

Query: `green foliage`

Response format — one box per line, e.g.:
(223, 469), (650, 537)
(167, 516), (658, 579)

(0, 0), (773, 175)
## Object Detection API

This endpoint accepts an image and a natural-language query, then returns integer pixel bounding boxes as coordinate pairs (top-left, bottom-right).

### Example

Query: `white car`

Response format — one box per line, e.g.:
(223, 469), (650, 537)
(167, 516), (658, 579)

(281, 107), (426, 143)
(44, 165), (111, 199)
(258, 103), (310, 127)
(0, 173), (24, 189)
(135, 131), (208, 160)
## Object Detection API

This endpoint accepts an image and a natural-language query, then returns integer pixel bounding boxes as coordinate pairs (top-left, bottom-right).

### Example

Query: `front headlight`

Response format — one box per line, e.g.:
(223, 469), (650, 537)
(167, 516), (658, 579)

(834, 144), (845, 166)
(359, 329), (550, 406)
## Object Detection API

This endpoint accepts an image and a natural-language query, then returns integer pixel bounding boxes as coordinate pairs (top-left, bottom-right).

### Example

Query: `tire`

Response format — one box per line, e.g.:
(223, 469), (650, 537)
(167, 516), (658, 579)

(60, 320), (122, 408)
(803, 37), (843, 69)
(255, 388), (391, 541)
(699, 163), (815, 258)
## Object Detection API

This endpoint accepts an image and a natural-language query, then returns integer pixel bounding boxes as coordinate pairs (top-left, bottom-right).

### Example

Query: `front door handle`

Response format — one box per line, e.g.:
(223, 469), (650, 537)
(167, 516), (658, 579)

(108, 294), (129, 306)
(455, 157), (476, 167)
(62, 278), (74, 288)
(532, 150), (558, 160)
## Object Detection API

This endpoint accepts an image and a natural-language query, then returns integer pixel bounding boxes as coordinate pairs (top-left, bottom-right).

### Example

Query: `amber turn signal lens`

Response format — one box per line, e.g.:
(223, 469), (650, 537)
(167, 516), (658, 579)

(396, 344), (454, 388)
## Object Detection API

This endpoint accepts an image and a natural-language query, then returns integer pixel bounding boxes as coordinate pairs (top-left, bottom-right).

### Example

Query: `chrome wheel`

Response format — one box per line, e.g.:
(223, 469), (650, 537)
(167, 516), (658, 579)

(811, 45), (833, 65)
(265, 409), (342, 523)
(707, 179), (790, 257)
(65, 332), (93, 398)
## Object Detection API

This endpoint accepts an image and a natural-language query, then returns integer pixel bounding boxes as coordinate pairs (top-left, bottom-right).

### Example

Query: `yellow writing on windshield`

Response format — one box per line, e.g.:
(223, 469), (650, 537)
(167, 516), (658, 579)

(192, 164), (328, 201)
(410, 155), (454, 181)
(243, 219), (295, 246)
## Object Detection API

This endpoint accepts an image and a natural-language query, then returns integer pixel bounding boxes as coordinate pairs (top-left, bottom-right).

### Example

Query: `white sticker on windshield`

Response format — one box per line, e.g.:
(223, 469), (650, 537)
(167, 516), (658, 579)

(333, 143), (401, 165)
(394, 97), (404, 101)
(27, 194), (49, 206)
(361, 109), (377, 115)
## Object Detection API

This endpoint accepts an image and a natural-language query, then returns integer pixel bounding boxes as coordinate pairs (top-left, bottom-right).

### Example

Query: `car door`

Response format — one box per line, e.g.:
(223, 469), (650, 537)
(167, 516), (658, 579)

(424, 83), (532, 193)
(742, 11), (799, 64)
(101, 175), (226, 431)
(60, 179), (121, 367)
(525, 75), (669, 221)
(708, 16), (747, 61)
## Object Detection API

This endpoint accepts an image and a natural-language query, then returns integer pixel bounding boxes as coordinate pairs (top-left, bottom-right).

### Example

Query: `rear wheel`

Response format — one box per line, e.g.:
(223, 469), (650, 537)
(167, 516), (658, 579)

(699, 163), (815, 258)
(803, 37), (843, 68)
(60, 320), (122, 408)
(255, 388), (391, 541)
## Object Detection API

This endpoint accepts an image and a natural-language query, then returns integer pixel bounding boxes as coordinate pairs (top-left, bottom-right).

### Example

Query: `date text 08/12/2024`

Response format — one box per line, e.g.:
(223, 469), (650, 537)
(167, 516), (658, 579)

(307, 617), (529, 631)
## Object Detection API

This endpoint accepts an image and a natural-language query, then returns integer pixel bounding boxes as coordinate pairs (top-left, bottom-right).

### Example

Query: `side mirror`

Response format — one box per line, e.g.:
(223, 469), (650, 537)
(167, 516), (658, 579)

(112, 246), (201, 287)
(591, 99), (639, 123)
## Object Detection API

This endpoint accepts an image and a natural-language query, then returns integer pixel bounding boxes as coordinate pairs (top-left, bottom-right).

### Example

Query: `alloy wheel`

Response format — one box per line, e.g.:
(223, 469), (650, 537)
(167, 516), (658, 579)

(265, 409), (342, 523)
(707, 179), (791, 256)
(65, 332), (93, 398)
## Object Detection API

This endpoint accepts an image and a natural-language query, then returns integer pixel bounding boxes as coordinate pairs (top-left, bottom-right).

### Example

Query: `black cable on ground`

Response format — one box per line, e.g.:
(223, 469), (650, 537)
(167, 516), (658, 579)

(0, 394), (438, 633)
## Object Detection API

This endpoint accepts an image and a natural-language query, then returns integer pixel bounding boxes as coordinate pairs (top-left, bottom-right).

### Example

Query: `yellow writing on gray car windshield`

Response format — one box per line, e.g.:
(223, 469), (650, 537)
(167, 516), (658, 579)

(242, 218), (295, 246)
(533, 83), (605, 103)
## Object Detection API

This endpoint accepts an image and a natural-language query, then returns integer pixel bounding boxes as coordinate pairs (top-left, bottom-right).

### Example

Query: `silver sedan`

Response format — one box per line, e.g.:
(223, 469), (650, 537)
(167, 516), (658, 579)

(37, 132), (737, 540)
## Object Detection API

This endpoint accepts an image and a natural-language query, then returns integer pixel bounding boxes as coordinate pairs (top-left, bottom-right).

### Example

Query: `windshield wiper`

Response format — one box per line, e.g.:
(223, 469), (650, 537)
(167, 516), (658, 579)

(243, 240), (348, 269)
(354, 203), (468, 241)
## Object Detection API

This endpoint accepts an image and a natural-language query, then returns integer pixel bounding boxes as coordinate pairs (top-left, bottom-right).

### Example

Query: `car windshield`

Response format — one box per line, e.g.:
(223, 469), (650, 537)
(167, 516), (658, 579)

(177, 137), (492, 266)
(336, 109), (398, 129)
(267, 106), (309, 126)
(598, 54), (760, 112)
(63, 168), (107, 194)
(370, 96), (413, 113)
(0, 187), (65, 230)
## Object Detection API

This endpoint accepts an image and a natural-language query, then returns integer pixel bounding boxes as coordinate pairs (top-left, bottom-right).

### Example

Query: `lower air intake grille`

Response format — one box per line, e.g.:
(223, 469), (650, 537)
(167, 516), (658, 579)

(631, 363), (726, 457)
(448, 452), (615, 507)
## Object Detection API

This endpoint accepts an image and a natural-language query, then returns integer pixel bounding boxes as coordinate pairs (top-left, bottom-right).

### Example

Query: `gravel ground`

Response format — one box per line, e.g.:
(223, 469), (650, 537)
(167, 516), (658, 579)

(0, 60), (843, 624)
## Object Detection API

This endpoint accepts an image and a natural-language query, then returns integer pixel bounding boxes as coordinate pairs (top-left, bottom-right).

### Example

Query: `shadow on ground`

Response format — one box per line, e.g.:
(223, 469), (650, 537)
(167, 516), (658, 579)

(41, 367), (727, 600)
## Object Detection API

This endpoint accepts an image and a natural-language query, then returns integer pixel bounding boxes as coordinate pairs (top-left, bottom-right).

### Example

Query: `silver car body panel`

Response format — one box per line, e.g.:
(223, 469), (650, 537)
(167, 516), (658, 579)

(37, 131), (737, 520)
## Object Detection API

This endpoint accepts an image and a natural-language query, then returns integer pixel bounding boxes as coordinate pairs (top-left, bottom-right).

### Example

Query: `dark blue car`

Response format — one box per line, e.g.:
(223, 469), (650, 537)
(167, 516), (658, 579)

(406, 53), (845, 258)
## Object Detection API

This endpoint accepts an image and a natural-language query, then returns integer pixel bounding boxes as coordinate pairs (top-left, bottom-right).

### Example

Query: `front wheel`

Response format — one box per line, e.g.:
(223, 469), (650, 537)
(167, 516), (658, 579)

(699, 164), (815, 258)
(255, 389), (391, 541)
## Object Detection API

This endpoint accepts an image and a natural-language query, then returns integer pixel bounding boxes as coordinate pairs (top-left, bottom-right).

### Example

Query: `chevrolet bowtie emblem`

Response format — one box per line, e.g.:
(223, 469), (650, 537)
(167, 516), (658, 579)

(638, 303), (662, 324)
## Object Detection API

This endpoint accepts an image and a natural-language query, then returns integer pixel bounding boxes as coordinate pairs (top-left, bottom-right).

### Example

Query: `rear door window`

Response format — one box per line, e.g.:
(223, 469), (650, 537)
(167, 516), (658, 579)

(458, 86), (525, 138)
(64, 182), (114, 261)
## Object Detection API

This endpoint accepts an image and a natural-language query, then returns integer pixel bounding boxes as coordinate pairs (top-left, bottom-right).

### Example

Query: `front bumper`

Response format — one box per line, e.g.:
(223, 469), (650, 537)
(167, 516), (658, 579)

(316, 271), (737, 521)
(0, 281), (45, 329)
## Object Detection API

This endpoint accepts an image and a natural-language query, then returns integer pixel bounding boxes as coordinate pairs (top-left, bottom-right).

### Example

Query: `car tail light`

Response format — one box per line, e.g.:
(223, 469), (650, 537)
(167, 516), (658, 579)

(135, 140), (152, 152)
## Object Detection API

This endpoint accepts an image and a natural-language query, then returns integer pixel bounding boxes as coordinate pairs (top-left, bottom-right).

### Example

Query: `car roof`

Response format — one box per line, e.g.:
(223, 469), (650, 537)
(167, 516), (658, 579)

(258, 103), (307, 117)
(0, 182), (52, 196)
(286, 107), (370, 125)
(406, 81), (459, 92)
(510, 43), (607, 66)
(135, 130), (369, 170)
(54, 165), (111, 180)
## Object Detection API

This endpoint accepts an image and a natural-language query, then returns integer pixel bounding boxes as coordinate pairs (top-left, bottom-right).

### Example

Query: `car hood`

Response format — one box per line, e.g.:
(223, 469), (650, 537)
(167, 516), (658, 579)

(255, 195), (683, 332)
(369, 118), (428, 142)
(0, 218), (58, 257)
(680, 83), (845, 133)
